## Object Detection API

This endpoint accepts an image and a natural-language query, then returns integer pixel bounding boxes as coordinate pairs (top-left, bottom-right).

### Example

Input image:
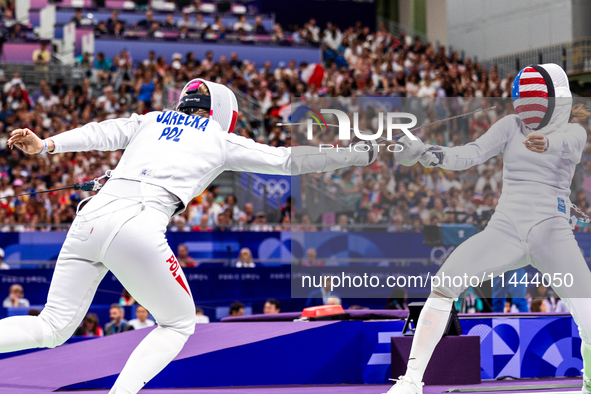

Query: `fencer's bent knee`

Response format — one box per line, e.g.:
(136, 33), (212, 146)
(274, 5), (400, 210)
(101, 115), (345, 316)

(158, 307), (196, 338)
(38, 314), (77, 348)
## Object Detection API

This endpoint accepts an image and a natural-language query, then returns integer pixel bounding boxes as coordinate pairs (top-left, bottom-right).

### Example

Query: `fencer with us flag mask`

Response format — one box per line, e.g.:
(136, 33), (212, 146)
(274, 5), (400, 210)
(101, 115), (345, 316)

(387, 64), (591, 394)
(2, 78), (377, 394)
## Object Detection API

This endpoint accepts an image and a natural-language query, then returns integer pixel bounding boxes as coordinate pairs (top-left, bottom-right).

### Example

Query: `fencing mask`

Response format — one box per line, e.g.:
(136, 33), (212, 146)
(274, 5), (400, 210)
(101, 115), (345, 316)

(177, 79), (239, 133)
(511, 63), (572, 135)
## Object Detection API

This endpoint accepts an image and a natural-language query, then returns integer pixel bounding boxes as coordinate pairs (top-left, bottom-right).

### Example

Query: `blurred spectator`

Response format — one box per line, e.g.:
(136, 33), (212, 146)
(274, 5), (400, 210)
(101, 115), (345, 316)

(194, 13), (208, 30)
(229, 301), (245, 317)
(94, 21), (109, 36)
(235, 247), (255, 268)
(330, 214), (350, 232)
(457, 287), (483, 313)
(504, 300), (519, 313)
(177, 12), (194, 29)
(177, 244), (197, 268)
(0, 248), (8, 269)
(530, 298), (546, 313)
(128, 305), (156, 329)
(163, 13), (176, 28)
(251, 212), (273, 231)
(136, 10), (158, 28)
(32, 41), (50, 64)
(107, 9), (124, 34)
(195, 306), (210, 323)
(263, 298), (281, 314)
(0, 17), (580, 236)
(211, 15), (223, 31)
(74, 313), (104, 337)
(302, 247), (321, 266)
(71, 8), (92, 27)
(119, 288), (136, 306)
(183, 0), (202, 13)
(147, 22), (164, 38)
(234, 15), (252, 32)
(104, 304), (134, 335)
(326, 295), (342, 306)
(253, 16), (266, 34)
(529, 285), (556, 312)
(3, 284), (30, 308)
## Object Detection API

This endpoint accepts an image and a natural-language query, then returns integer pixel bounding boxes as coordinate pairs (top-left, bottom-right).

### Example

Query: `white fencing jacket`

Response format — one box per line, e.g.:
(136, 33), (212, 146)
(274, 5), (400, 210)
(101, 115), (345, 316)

(438, 114), (587, 237)
(50, 111), (370, 210)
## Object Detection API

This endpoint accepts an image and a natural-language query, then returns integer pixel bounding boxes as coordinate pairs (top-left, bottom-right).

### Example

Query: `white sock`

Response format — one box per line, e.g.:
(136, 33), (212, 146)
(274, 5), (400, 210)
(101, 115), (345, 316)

(0, 316), (53, 352)
(405, 296), (453, 384)
(109, 326), (189, 394)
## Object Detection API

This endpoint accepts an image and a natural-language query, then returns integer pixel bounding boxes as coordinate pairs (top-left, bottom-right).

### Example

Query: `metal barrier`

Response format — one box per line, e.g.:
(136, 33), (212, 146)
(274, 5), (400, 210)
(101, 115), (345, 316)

(481, 37), (591, 76)
(228, 86), (263, 135)
(377, 16), (430, 45)
(232, 172), (282, 220)
(0, 62), (85, 87)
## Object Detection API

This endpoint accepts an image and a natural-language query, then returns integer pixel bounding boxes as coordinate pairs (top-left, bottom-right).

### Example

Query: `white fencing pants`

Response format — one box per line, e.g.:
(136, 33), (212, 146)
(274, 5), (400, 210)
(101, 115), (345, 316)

(0, 180), (196, 393)
(407, 212), (591, 383)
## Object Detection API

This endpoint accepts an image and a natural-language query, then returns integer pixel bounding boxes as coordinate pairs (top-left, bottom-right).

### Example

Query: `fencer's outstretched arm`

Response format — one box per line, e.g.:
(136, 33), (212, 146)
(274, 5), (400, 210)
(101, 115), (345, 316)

(423, 115), (516, 170)
(223, 132), (374, 175)
(48, 114), (143, 153)
(543, 124), (587, 163)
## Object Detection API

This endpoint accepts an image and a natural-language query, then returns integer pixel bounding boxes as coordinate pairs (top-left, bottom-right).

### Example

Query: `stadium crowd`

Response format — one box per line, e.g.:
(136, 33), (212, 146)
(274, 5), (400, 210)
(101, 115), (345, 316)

(0, 7), (590, 234)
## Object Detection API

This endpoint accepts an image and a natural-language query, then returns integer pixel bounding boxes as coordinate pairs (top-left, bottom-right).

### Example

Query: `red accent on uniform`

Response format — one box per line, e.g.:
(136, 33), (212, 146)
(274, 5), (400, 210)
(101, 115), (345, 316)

(167, 255), (191, 297)
(186, 81), (202, 92)
(229, 111), (238, 133)
(517, 91), (548, 98)
(518, 78), (546, 85)
(175, 275), (191, 296)
(522, 117), (544, 125)
(515, 104), (548, 113)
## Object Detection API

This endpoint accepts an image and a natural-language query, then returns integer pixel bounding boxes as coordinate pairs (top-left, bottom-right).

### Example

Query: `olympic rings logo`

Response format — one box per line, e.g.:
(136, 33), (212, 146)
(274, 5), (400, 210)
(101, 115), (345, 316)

(252, 178), (290, 196)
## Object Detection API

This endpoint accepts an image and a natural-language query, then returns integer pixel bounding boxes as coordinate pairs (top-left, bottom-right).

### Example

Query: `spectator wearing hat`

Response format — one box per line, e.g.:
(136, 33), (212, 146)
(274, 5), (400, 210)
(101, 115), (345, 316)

(3, 284), (30, 308)
(171, 53), (183, 70)
(0, 248), (8, 269)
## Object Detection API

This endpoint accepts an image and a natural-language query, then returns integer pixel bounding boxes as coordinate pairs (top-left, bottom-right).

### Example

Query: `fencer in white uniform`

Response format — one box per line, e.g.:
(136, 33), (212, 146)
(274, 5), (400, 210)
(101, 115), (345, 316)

(2, 79), (376, 394)
(386, 64), (591, 394)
